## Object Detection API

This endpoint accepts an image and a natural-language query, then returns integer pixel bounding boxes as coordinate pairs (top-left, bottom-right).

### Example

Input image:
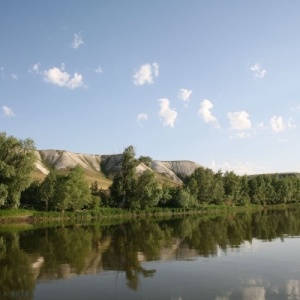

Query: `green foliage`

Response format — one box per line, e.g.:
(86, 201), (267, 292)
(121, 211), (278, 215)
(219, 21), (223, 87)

(110, 146), (138, 208)
(174, 188), (196, 208)
(38, 166), (92, 212)
(20, 181), (41, 209)
(64, 165), (92, 211)
(138, 156), (152, 167)
(186, 167), (223, 204)
(0, 132), (36, 208)
(39, 169), (59, 211)
(158, 185), (178, 207)
(110, 146), (162, 210)
(133, 170), (162, 210)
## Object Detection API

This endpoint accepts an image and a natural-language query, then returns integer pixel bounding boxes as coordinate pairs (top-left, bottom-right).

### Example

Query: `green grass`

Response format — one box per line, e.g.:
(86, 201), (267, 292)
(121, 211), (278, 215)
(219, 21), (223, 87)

(0, 208), (34, 218)
(1, 203), (291, 224)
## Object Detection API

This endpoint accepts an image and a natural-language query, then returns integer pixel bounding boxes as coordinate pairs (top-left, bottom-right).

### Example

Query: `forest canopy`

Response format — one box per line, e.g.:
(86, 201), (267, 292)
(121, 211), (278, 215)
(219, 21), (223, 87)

(0, 132), (36, 208)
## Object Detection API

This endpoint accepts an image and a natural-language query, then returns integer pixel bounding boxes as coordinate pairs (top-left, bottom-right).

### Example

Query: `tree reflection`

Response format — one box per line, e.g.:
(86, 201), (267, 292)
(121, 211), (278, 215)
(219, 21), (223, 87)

(1, 208), (300, 293)
(0, 232), (34, 300)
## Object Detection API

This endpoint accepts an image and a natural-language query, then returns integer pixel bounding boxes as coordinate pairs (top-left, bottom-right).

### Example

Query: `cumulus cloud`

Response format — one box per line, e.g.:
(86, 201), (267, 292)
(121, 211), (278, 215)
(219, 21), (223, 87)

(43, 66), (85, 89)
(250, 63), (266, 79)
(158, 98), (177, 127)
(270, 115), (296, 132)
(198, 99), (220, 128)
(228, 111), (251, 130)
(137, 113), (148, 125)
(2, 106), (15, 117)
(270, 115), (285, 132)
(70, 33), (84, 49)
(133, 63), (159, 86)
(11, 74), (18, 80)
(178, 88), (192, 103)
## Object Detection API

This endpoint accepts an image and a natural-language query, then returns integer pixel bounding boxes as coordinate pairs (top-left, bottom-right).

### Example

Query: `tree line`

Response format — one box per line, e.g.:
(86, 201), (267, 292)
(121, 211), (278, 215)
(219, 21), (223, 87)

(0, 132), (300, 211)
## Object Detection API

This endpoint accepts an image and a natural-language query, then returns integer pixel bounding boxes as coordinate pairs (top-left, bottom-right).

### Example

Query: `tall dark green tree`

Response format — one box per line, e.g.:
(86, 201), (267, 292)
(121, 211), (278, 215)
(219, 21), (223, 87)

(0, 132), (36, 208)
(223, 171), (242, 204)
(39, 169), (59, 211)
(110, 146), (138, 208)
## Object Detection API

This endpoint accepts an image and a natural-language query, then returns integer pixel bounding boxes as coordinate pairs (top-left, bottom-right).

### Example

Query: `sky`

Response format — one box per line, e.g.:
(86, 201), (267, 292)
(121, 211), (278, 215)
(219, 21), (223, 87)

(1, 0), (300, 175)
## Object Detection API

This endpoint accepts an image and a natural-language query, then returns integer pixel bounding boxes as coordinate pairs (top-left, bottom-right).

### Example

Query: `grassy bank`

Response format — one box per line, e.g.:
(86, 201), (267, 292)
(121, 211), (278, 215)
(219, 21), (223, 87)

(2, 203), (299, 224)
(0, 204), (270, 224)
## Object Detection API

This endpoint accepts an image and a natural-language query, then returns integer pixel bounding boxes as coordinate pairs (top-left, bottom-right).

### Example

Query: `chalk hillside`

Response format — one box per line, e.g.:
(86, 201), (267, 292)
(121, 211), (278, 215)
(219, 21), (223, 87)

(34, 149), (200, 189)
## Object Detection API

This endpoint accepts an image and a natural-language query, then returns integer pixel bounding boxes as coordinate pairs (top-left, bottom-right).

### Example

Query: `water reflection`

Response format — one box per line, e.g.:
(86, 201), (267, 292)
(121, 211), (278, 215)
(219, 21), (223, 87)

(0, 209), (300, 299)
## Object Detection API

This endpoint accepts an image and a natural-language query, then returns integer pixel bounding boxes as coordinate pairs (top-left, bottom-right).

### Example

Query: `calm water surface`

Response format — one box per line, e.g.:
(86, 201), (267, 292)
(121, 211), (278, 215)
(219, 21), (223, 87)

(1, 209), (300, 300)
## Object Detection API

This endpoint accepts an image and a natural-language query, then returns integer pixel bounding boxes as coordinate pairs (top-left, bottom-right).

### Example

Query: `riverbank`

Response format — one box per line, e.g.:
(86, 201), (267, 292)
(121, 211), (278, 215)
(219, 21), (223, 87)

(1, 204), (296, 224)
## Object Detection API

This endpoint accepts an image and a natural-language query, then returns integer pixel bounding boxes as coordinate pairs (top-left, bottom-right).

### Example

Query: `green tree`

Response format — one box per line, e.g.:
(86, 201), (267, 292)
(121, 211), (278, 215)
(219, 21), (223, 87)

(174, 188), (196, 208)
(110, 146), (138, 208)
(138, 156), (152, 167)
(239, 175), (251, 206)
(133, 170), (162, 210)
(223, 171), (241, 205)
(20, 180), (41, 209)
(0, 132), (36, 208)
(212, 170), (225, 204)
(39, 166), (92, 211)
(186, 167), (220, 204)
(39, 169), (59, 211)
(66, 166), (92, 211)
(53, 166), (92, 211)
(158, 185), (178, 207)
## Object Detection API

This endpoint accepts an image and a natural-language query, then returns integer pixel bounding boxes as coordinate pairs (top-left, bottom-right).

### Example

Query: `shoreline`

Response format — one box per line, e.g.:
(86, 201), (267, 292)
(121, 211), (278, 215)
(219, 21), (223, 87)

(1, 204), (296, 225)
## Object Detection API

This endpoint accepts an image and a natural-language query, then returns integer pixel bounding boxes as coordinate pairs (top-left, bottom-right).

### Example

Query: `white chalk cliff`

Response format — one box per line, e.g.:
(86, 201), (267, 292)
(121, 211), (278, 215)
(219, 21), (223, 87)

(35, 149), (200, 184)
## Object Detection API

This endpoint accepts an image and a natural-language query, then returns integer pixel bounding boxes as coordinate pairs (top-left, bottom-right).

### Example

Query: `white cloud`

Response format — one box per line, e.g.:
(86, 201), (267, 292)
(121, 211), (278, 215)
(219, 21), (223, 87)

(198, 99), (220, 128)
(287, 280), (300, 299)
(43, 66), (85, 89)
(29, 63), (40, 74)
(137, 113), (148, 126)
(133, 63), (159, 86)
(228, 111), (251, 130)
(178, 88), (192, 103)
(230, 132), (250, 139)
(291, 105), (300, 111)
(70, 33), (84, 49)
(11, 74), (18, 80)
(211, 159), (265, 175)
(250, 63), (266, 79)
(287, 117), (297, 129)
(158, 98), (177, 127)
(269, 115), (296, 132)
(95, 66), (102, 74)
(2, 106), (15, 117)
(270, 115), (285, 132)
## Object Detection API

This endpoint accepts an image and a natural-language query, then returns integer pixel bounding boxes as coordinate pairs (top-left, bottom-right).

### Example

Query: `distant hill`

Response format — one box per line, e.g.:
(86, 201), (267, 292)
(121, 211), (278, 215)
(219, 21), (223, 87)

(33, 150), (200, 189)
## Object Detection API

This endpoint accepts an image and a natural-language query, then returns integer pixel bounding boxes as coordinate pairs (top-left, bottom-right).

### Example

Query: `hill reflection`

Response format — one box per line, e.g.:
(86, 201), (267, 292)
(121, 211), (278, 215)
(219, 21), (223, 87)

(1, 208), (300, 298)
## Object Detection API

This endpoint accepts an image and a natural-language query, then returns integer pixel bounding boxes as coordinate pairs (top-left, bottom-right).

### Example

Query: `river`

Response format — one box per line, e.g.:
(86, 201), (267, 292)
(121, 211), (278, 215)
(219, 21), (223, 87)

(1, 208), (300, 299)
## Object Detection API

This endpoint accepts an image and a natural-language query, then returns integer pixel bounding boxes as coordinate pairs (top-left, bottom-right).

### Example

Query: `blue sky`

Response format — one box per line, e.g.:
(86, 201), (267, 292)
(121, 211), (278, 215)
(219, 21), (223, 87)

(1, 0), (300, 175)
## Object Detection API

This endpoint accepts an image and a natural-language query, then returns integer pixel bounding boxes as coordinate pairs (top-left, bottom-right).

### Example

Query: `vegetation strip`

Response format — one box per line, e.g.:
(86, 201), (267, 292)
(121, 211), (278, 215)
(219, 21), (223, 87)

(1, 132), (300, 219)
